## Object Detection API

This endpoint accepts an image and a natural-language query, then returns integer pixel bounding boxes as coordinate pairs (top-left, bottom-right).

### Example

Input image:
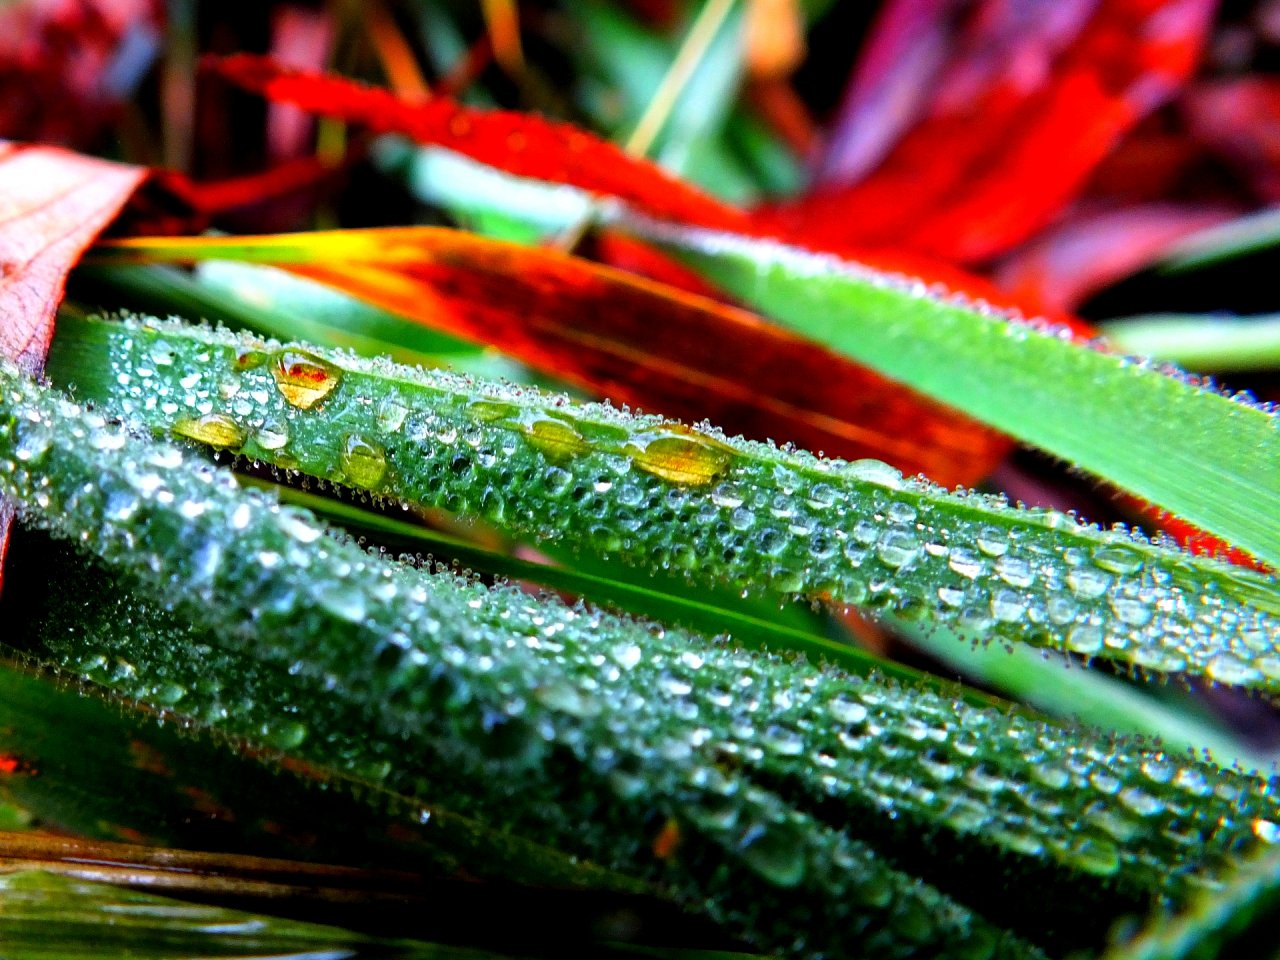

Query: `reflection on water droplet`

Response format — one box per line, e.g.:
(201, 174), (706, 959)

(271, 349), (341, 409)
(256, 422), (290, 451)
(172, 413), (245, 449)
(1254, 819), (1280, 844)
(1206, 653), (1262, 686)
(625, 430), (734, 486)
(341, 435), (387, 489)
(844, 458), (903, 489)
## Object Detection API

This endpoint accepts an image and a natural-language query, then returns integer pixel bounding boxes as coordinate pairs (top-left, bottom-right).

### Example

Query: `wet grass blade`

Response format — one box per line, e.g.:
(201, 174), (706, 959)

(614, 214), (1280, 571)
(46, 313), (1280, 697)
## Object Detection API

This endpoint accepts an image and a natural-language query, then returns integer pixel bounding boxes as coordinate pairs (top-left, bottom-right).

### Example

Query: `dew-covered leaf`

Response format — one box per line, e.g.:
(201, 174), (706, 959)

(616, 214), (1280, 572)
(6, 356), (1280, 957)
(47, 314), (1280, 697)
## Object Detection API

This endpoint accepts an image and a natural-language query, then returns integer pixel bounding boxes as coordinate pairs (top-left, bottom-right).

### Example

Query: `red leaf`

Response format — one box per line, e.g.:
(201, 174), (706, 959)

(0, 140), (146, 584)
(763, 0), (1216, 264)
(994, 201), (1236, 314)
(1183, 77), (1280, 203)
(204, 54), (750, 233)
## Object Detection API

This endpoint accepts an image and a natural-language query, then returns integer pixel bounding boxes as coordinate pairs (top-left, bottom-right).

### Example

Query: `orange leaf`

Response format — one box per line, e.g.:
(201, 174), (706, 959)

(0, 141), (145, 585)
(204, 53), (750, 233)
(102, 228), (1008, 488)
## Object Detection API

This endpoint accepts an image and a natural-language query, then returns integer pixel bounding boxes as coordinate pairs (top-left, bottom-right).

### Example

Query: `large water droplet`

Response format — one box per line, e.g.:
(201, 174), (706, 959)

(526, 417), (589, 461)
(172, 413), (245, 450)
(625, 430), (734, 486)
(271, 349), (342, 409)
(341, 434), (387, 489)
(738, 822), (806, 887)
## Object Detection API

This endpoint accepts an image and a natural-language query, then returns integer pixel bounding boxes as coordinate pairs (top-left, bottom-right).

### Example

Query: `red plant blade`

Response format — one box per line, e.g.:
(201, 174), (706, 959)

(205, 53), (750, 232)
(763, 0), (1216, 264)
(99, 228), (1009, 486)
(0, 141), (145, 586)
(994, 202), (1236, 314)
(1183, 77), (1280, 203)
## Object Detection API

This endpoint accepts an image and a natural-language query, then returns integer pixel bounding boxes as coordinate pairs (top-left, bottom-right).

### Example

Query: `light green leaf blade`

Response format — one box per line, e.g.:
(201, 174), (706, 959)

(613, 214), (1280, 570)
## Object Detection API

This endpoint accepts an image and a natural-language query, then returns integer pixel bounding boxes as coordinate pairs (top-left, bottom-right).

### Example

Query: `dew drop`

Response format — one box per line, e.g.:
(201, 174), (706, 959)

(270, 349), (341, 409)
(1206, 653), (1262, 686)
(827, 696), (868, 725)
(172, 413), (246, 450)
(625, 430), (734, 486)
(1254, 819), (1280, 844)
(876, 529), (919, 568)
(341, 435), (387, 489)
(844, 458), (903, 489)
(375, 399), (409, 433)
(256, 422), (290, 451)
(739, 822), (806, 887)
(526, 417), (590, 461)
(1091, 545), (1144, 575)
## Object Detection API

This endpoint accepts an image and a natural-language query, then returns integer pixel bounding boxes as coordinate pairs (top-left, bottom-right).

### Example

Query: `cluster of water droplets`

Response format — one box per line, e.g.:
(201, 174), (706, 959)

(3, 360), (1055, 959)
(9, 349), (1280, 953)
(74, 316), (1280, 696)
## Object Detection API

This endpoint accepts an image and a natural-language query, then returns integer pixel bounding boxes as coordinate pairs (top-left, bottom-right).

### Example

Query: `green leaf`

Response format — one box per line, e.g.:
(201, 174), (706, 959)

(8, 347), (1280, 957)
(1159, 206), (1280, 272)
(1100, 314), (1280, 374)
(1098, 843), (1280, 960)
(46, 313), (1280, 697)
(0, 870), (423, 960)
(612, 214), (1280, 571)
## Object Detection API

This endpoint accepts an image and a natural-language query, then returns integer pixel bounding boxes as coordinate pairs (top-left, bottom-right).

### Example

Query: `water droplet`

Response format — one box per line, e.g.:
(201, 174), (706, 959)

(625, 430), (734, 486)
(376, 399), (409, 433)
(948, 548), (984, 579)
(535, 680), (601, 718)
(526, 417), (589, 461)
(844, 459), (902, 489)
(1206, 653), (1262, 686)
(1254, 819), (1280, 844)
(1066, 566), (1111, 599)
(172, 413), (246, 449)
(1065, 622), (1103, 654)
(975, 526), (1008, 557)
(1092, 545), (1143, 575)
(264, 720), (308, 750)
(256, 422), (290, 451)
(235, 349), (267, 370)
(994, 555), (1035, 588)
(341, 435), (387, 489)
(827, 696), (868, 725)
(270, 349), (341, 409)
(738, 822), (806, 887)
(876, 529), (919, 568)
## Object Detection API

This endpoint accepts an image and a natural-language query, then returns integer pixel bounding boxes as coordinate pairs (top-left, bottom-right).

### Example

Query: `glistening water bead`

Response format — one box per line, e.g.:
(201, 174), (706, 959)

(53, 315), (1280, 696)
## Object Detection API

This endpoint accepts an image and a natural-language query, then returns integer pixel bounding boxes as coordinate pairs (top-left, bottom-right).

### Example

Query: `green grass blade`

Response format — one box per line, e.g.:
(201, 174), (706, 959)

(3, 355), (1065, 959)
(613, 214), (1280, 570)
(1098, 844), (1280, 960)
(12, 349), (1280, 955)
(1101, 314), (1280, 373)
(0, 870), (427, 960)
(1159, 206), (1280, 272)
(46, 313), (1280, 697)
